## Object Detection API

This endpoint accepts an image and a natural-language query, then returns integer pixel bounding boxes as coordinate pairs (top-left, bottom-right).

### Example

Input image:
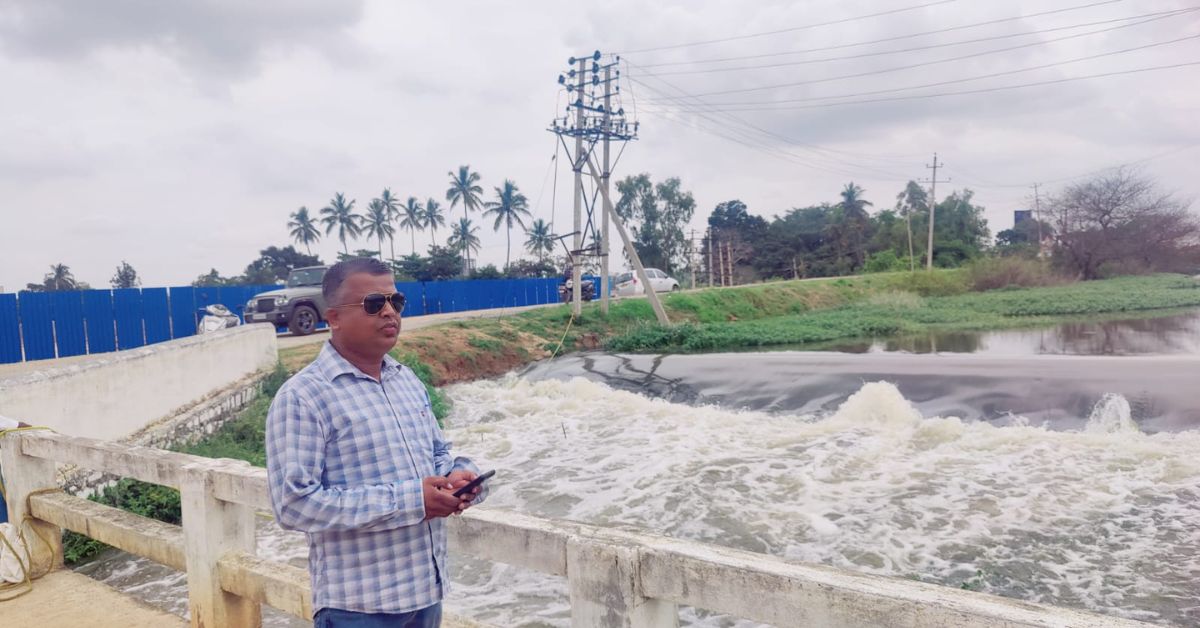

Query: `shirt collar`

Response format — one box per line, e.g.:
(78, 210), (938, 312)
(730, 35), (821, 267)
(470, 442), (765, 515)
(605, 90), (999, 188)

(315, 341), (402, 382)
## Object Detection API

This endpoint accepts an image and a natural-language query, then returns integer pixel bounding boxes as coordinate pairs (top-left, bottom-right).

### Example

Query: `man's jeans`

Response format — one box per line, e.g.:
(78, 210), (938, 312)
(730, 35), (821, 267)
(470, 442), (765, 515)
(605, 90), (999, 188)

(313, 604), (442, 628)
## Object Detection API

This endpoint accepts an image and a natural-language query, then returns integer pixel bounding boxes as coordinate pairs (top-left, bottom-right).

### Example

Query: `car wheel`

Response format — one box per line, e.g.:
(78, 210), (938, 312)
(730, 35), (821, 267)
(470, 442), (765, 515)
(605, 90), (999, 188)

(671, 283), (681, 292)
(288, 305), (318, 336)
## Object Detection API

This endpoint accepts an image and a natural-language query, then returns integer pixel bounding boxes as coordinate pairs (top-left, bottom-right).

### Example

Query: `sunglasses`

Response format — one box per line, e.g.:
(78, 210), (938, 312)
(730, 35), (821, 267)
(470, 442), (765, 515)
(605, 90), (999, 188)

(333, 292), (406, 315)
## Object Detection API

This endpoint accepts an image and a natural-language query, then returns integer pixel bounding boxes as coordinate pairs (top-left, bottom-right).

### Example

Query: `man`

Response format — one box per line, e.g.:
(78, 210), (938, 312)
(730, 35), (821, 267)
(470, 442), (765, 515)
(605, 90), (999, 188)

(0, 415), (32, 524)
(267, 258), (486, 628)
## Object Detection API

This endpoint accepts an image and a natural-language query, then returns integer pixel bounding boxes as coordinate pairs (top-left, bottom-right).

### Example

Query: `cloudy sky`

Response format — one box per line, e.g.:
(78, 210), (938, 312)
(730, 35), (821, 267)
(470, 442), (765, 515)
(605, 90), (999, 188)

(2, 0), (1198, 290)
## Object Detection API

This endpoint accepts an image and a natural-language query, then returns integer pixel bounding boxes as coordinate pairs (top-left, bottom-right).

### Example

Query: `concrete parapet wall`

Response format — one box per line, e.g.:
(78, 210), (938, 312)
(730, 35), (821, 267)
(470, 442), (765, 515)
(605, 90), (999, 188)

(0, 324), (277, 440)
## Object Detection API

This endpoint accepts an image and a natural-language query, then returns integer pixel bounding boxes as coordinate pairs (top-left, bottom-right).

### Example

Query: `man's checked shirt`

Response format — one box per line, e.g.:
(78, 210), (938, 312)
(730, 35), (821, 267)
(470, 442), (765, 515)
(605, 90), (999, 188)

(266, 342), (484, 614)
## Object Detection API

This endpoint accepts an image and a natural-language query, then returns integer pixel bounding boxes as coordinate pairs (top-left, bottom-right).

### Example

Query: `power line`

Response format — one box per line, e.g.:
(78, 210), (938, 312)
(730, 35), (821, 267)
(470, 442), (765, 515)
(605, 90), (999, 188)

(632, 0), (1129, 67)
(654, 20), (1199, 100)
(945, 142), (1200, 191)
(641, 60), (1200, 112)
(618, 0), (958, 54)
(642, 7), (1196, 76)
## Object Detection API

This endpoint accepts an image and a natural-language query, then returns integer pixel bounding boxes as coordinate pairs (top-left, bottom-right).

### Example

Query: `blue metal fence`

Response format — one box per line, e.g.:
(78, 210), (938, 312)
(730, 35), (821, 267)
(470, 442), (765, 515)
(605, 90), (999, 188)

(0, 277), (590, 364)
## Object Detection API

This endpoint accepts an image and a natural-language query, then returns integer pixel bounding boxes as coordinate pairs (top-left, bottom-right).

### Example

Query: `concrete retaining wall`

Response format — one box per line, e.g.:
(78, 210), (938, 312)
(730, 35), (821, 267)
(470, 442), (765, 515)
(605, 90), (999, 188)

(0, 324), (277, 440)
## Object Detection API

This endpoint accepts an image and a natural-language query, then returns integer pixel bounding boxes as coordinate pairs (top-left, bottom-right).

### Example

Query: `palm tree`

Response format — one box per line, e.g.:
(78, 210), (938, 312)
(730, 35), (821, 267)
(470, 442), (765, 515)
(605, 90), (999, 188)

(482, 179), (532, 270)
(319, 192), (361, 255)
(363, 199), (395, 260)
(837, 182), (874, 270)
(446, 165), (484, 272)
(422, 198), (446, 249)
(287, 206), (321, 255)
(400, 196), (424, 255)
(377, 188), (400, 261)
(447, 217), (481, 261)
(524, 218), (555, 263)
(45, 264), (77, 291)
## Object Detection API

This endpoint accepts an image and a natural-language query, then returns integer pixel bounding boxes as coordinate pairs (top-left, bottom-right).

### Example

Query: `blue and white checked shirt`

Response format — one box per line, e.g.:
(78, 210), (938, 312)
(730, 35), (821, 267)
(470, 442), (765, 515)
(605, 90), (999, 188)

(266, 342), (485, 614)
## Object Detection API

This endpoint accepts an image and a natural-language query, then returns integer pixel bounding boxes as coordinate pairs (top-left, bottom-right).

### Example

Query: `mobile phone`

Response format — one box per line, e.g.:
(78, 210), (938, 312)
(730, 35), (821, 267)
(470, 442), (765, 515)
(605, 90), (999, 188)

(452, 469), (495, 497)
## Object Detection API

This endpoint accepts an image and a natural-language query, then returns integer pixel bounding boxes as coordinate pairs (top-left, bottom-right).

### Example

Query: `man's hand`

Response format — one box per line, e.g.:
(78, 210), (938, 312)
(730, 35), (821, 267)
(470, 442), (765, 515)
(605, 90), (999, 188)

(421, 476), (464, 519)
(446, 470), (482, 512)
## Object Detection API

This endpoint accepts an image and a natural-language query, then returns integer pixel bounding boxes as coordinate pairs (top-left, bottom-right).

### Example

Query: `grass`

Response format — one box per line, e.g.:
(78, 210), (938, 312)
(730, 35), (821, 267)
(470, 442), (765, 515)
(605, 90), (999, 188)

(607, 274), (1200, 352)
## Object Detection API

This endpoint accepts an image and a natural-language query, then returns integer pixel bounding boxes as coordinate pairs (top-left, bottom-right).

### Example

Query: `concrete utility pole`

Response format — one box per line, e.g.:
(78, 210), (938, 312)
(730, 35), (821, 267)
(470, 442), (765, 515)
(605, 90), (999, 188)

(571, 57), (585, 316)
(706, 230), (714, 288)
(923, 152), (950, 271)
(689, 229), (697, 289)
(551, 51), (668, 325)
(1032, 182), (1045, 257)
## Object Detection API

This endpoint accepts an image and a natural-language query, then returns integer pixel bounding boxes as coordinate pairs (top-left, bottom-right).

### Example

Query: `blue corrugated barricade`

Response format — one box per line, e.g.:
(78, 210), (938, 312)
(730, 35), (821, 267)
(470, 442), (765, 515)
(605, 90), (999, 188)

(169, 287), (196, 339)
(0, 294), (22, 363)
(49, 291), (87, 357)
(112, 288), (146, 350)
(81, 290), (117, 354)
(18, 292), (55, 360)
(142, 288), (171, 344)
(395, 281), (424, 317)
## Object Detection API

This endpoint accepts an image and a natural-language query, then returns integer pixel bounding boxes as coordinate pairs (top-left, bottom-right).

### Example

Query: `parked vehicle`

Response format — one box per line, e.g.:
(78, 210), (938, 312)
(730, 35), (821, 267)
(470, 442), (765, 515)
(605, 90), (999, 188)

(614, 268), (679, 297)
(244, 266), (329, 335)
(558, 278), (596, 303)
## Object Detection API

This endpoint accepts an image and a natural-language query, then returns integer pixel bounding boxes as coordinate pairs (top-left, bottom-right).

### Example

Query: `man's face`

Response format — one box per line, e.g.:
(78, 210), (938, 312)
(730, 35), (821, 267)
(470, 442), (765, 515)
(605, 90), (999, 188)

(326, 272), (401, 355)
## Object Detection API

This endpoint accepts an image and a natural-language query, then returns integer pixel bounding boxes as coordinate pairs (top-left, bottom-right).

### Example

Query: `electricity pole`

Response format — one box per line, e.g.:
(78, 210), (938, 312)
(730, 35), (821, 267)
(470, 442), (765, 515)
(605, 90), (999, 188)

(923, 152), (950, 271)
(551, 51), (668, 325)
(1032, 182), (1044, 257)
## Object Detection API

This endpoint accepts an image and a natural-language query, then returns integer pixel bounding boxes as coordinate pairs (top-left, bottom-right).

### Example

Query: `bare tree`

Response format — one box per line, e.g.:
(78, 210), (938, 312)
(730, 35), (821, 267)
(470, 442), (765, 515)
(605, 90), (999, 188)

(1046, 168), (1198, 279)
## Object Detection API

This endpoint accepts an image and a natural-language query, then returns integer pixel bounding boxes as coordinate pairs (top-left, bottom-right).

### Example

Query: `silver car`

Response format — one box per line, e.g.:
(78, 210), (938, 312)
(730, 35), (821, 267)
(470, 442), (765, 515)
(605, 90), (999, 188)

(614, 268), (680, 297)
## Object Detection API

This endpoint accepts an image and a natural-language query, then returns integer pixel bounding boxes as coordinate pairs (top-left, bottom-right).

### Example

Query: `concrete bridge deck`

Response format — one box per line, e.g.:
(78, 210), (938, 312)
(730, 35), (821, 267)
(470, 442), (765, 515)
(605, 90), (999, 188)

(4, 568), (186, 628)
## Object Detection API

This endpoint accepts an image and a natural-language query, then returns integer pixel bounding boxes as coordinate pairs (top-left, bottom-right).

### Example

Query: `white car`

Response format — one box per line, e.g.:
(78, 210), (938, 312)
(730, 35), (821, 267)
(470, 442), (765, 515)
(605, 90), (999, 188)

(614, 268), (680, 297)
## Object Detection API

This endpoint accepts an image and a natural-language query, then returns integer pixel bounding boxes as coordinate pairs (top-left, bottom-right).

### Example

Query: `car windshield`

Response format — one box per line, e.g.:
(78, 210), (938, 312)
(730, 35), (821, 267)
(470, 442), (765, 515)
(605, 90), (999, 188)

(616, 273), (633, 283)
(287, 268), (325, 287)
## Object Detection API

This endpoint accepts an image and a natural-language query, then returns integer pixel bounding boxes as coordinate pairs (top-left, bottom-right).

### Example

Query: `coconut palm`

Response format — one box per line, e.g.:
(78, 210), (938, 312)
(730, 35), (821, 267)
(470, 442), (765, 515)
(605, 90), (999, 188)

(481, 179), (532, 270)
(446, 165), (484, 272)
(400, 196), (424, 255)
(45, 264), (78, 291)
(319, 192), (361, 255)
(377, 188), (400, 261)
(524, 218), (555, 263)
(837, 182), (874, 270)
(363, 199), (395, 260)
(447, 217), (481, 261)
(423, 198), (446, 249)
(287, 206), (321, 255)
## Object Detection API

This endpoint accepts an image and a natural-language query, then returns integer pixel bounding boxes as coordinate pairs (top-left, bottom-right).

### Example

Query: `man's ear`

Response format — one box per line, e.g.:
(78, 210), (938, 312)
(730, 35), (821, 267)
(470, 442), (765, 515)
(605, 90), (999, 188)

(325, 307), (341, 330)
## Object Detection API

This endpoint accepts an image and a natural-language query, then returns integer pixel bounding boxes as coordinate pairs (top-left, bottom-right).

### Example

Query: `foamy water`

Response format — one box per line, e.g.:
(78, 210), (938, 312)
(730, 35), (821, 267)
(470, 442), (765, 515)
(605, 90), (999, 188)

(76, 377), (1200, 627)
(439, 377), (1200, 626)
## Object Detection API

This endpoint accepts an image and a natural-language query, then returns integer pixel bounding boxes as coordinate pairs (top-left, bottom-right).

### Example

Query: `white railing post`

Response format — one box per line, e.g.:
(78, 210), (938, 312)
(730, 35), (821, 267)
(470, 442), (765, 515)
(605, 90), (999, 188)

(0, 432), (63, 567)
(180, 460), (260, 628)
(567, 536), (677, 628)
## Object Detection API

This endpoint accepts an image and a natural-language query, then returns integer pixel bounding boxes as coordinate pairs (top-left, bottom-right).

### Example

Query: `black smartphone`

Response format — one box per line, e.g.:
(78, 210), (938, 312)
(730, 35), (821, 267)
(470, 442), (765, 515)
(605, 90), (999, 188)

(452, 469), (495, 498)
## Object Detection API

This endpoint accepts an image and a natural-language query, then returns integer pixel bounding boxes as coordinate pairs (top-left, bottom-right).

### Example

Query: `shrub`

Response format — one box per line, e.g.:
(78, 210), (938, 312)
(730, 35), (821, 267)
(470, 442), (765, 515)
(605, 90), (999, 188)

(966, 257), (1066, 291)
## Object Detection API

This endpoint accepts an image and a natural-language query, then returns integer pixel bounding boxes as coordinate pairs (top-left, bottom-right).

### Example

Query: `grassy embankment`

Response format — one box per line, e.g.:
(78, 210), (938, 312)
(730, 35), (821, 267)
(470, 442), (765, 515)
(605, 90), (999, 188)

(61, 271), (1200, 563)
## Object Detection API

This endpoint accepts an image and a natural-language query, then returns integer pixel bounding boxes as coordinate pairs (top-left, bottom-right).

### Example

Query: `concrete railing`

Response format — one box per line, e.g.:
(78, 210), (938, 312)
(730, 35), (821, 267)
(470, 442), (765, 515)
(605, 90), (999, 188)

(0, 430), (1152, 628)
(0, 325), (277, 440)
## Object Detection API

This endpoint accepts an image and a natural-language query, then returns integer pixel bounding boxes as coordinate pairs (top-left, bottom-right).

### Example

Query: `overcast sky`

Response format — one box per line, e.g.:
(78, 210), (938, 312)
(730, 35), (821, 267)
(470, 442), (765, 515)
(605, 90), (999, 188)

(2, 0), (1198, 291)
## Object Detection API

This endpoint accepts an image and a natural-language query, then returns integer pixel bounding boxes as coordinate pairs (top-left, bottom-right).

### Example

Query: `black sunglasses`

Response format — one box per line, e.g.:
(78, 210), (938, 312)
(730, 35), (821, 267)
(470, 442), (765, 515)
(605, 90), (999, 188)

(333, 292), (406, 315)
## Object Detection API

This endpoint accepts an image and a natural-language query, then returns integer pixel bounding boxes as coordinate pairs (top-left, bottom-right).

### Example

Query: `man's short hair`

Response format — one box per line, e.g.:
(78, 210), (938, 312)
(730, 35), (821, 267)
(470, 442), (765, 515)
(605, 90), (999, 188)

(322, 258), (393, 305)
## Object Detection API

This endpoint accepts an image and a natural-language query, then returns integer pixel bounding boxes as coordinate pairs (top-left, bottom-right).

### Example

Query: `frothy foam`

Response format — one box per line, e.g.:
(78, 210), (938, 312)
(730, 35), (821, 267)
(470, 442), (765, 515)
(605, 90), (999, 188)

(440, 376), (1200, 626)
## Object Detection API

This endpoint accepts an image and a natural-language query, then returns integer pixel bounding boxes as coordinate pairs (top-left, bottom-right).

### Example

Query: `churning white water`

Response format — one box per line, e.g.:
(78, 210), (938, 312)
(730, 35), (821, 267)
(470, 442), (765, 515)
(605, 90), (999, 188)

(438, 377), (1200, 627)
(75, 376), (1200, 627)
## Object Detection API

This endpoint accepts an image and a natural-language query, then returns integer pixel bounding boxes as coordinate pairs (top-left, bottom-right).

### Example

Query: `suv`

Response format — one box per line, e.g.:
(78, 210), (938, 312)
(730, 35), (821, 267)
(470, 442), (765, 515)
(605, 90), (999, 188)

(244, 266), (328, 335)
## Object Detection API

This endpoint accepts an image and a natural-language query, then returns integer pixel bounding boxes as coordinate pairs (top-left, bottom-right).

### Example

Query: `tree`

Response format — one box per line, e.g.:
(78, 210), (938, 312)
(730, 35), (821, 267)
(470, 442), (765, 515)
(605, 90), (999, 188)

(110, 260), (140, 289)
(362, 199), (395, 260)
(446, 165), (484, 273)
(242, 246), (322, 284)
(377, 188), (400, 261)
(483, 179), (532, 270)
(447, 217), (481, 262)
(929, 190), (990, 267)
(192, 268), (236, 287)
(26, 263), (80, 291)
(614, 174), (696, 274)
(1046, 168), (1198, 278)
(524, 218), (555, 263)
(287, 206), (321, 255)
(393, 246), (464, 282)
(319, 192), (361, 255)
(707, 200), (768, 284)
(422, 198), (446, 248)
(400, 196), (424, 255)
(894, 181), (929, 271)
(830, 182), (874, 272)
(506, 257), (557, 278)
